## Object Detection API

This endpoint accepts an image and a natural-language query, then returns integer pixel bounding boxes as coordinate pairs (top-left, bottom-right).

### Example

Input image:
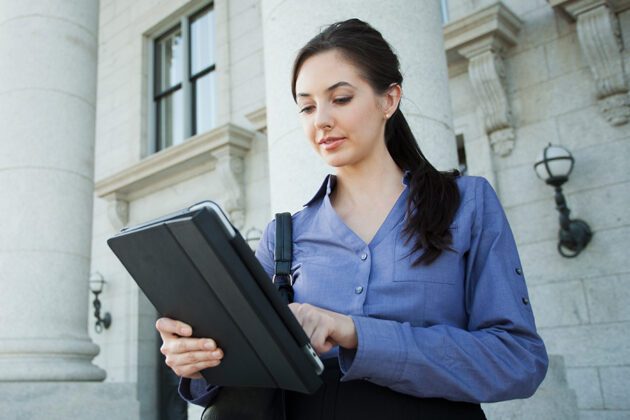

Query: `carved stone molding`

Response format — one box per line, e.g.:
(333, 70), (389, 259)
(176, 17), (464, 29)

(550, 0), (630, 125)
(211, 145), (248, 229)
(245, 107), (267, 134)
(95, 123), (256, 229)
(106, 195), (129, 231)
(444, 3), (522, 157)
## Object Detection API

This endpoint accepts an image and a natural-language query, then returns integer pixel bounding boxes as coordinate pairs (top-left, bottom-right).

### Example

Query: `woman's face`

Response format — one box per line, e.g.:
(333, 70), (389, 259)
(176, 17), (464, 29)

(294, 50), (392, 169)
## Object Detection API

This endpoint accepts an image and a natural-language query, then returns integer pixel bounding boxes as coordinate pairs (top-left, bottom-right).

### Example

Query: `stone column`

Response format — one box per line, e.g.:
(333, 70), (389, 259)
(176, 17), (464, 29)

(0, 1), (139, 417)
(261, 0), (457, 212)
(0, 0), (103, 382)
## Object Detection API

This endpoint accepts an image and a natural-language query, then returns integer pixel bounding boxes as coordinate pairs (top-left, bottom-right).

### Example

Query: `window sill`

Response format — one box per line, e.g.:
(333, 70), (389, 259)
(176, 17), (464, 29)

(95, 123), (256, 229)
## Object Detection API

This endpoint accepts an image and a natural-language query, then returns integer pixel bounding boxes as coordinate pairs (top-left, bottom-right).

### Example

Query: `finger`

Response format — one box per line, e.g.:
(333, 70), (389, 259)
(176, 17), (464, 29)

(310, 324), (334, 354)
(156, 318), (193, 336)
(166, 349), (223, 368)
(173, 359), (222, 378)
(161, 338), (219, 355)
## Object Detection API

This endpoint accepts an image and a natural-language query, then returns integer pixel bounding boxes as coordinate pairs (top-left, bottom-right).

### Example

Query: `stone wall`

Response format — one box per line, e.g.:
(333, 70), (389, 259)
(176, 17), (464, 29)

(446, 1), (630, 418)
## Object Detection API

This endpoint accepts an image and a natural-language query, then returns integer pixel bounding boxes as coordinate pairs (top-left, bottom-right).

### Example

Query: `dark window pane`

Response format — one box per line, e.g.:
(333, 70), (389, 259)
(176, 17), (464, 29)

(194, 72), (215, 134)
(157, 89), (184, 150)
(190, 9), (214, 76)
(156, 28), (183, 93)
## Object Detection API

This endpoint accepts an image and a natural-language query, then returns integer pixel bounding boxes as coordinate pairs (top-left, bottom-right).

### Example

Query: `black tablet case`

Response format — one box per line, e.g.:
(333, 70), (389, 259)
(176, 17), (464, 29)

(107, 204), (322, 394)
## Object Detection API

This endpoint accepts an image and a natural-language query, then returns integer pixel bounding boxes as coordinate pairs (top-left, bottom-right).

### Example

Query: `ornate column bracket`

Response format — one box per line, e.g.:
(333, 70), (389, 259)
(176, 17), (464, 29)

(210, 145), (248, 229)
(105, 193), (129, 231)
(245, 107), (267, 134)
(550, 0), (630, 125)
(95, 123), (255, 230)
(444, 3), (523, 157)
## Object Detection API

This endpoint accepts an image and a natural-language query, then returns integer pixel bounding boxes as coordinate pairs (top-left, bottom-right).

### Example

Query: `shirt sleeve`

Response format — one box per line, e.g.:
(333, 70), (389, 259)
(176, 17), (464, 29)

(338, 178), (549, 403)
(177, 219), (277, 406)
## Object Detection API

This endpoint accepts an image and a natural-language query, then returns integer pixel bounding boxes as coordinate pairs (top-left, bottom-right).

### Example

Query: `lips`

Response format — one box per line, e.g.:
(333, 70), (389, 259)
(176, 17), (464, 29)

(318, 136), (345, 151)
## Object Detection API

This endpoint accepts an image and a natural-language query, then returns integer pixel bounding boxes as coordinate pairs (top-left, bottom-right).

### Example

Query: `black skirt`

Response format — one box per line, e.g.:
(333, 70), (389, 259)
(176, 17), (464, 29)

(285, 359), (486, 420)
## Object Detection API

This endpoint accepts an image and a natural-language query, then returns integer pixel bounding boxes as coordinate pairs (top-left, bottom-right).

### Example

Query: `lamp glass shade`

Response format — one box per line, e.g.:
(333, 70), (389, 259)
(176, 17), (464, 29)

(534, 144), (574, 181)
(89, 272), (106, 293)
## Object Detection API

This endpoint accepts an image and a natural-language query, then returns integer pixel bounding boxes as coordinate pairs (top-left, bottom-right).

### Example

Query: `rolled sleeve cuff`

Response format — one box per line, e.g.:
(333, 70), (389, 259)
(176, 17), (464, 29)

(338, 315), (406, 384)
(178, 377), (220, 407)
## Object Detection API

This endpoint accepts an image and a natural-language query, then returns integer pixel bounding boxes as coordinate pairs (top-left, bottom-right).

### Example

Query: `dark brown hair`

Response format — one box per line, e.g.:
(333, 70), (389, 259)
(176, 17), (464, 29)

(292, 18), (460, 265)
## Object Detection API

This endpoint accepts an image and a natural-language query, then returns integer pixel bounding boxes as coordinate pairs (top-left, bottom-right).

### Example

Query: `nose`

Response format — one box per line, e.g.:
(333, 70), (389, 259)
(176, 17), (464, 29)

(314, 105), (333, 130)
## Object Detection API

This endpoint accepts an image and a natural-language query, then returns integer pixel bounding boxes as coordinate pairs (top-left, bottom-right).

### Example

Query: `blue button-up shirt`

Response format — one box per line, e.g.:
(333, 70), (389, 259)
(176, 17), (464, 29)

(180, 174), (548, 405)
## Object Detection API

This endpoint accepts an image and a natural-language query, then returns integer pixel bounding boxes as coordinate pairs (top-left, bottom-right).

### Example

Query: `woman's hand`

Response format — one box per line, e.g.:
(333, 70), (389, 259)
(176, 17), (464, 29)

(155, 317), (224, 379)
(288, 303), (358, 354)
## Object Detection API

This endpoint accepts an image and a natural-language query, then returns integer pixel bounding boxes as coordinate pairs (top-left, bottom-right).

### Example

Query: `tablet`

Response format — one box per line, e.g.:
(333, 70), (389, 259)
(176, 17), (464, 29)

(107, 201), (323, 394)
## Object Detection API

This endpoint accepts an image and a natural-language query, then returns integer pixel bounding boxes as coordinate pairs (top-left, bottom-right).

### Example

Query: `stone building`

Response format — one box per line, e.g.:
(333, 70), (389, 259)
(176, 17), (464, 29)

(1, 0), (628, 419)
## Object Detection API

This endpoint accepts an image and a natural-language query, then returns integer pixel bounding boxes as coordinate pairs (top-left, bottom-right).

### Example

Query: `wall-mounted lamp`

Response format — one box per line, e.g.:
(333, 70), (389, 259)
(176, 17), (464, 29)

(534, 144), (593, 258)
(89, 272), (112, 333)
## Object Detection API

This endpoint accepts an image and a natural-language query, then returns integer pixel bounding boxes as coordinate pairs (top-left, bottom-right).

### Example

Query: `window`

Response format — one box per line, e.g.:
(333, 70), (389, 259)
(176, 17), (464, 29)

(152, 5), (216, 153)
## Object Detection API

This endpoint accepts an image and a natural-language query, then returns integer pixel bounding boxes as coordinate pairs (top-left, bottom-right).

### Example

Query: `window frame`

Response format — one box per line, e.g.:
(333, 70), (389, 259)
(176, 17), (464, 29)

(148, 3), (215, 155)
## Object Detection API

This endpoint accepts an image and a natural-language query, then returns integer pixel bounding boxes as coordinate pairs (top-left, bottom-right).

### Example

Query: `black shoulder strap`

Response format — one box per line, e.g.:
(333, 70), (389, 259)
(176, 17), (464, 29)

(273, 212), (293, 304)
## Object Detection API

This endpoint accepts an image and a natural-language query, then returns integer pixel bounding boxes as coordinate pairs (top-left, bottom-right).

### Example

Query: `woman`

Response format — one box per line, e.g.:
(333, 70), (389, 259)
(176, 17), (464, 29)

(157, 19), (548, 419)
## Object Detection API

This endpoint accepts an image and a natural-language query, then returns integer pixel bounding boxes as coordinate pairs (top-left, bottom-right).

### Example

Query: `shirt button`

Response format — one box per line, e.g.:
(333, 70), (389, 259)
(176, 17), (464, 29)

(522, 297), (529, 305)
(515, 267), (523, 275)
(355, 286), (364, 294)
(360, 253), (368, 261)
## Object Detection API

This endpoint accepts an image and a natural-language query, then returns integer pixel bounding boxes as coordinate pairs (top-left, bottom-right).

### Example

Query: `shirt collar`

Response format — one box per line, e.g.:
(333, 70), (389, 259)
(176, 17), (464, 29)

(303, 174), (337, 207)
(303, 170), (411, 207)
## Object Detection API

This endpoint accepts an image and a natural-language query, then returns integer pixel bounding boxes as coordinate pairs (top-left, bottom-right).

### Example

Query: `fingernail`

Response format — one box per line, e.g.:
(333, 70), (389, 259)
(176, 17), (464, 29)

(212, 350), (222, 358)
(204, 340), (215, 350)
(180, 327), (191, 335)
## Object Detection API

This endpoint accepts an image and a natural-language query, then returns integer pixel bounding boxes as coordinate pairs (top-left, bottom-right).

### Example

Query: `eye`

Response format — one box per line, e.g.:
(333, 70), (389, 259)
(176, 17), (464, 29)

(334, 96), (352, 104)
(299, 105), (315, 114)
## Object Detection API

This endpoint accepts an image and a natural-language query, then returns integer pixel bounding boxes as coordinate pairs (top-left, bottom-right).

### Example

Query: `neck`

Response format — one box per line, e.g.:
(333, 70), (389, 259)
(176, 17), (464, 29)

(332, 151), (404, 207)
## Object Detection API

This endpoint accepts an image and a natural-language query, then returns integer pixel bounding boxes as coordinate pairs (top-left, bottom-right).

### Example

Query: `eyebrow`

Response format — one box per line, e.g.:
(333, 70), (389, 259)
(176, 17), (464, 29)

(296, 81), (356, 98)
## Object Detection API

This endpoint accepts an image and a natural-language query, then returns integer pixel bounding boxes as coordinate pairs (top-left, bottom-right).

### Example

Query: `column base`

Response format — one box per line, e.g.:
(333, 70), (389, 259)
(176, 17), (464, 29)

(0, 382), (140, 420)
(0, 337), (106, 381)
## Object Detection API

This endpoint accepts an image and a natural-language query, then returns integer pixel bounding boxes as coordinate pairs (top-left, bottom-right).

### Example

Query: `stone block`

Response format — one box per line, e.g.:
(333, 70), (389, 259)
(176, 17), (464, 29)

(231, 30), (264, 63)
(231, 49), (264, 91)
(566, 367), (604, 409)
(504, 199), (557, 245)
(579, 410), (630, 419)
(511, 79), (554, 127)
(229, 0), (258, 18)
(585, 274), (630, 324)
(0, 382), (140, 420)
(567, 140), (630, 192)
(232, 73), (267, 114)
(229, 2), (261, 40)
(557, 105), (630, 151)
(600, 366), (630, 409)
(502, 0), (548, 17)
(545, 32), (585, 79)
(506, 46), (550, 94)
(494, 118), (560, 172)
(569, 182), (630, 233)
(619, 10), (630, 51)
(528, 281), (589, 328)
(540, 322), (630, 367)
(482, 355), (579, 419)
(510, 5), (559, 55)
(519, 226), (630, 285)
(448, 73), (476, 116)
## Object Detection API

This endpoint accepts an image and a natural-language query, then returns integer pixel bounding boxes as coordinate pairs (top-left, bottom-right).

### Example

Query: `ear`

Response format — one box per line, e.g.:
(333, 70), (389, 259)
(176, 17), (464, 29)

(381, 83), (402, 119)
